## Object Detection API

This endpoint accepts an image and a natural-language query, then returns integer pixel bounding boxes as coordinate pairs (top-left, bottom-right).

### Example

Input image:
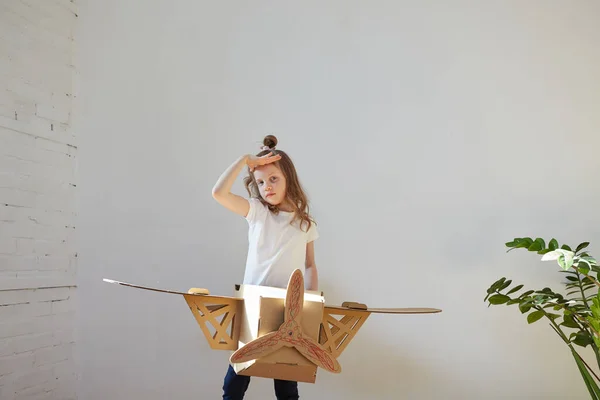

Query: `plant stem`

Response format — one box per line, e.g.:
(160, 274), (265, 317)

(593, 343), (600, 373)
(573, 267), (600, 372)
(542, 301), (597, 338)
(535, 307), (600, 382)
(576, 270), (593, 309)
(573, 314), (600, 338)
(571, 347), (600, 400)
(541, 307), (569, 342)
(573, 266), (600, 289)
(572, 346), (600, 383)
(546, 314), (600, 383)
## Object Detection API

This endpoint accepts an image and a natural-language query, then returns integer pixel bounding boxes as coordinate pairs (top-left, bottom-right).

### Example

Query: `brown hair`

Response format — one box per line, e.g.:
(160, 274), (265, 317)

(243, 135), (314, 232)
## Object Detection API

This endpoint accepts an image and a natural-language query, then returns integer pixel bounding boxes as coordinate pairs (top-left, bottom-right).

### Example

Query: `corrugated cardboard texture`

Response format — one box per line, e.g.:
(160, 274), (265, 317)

(232, 284), (324, 383)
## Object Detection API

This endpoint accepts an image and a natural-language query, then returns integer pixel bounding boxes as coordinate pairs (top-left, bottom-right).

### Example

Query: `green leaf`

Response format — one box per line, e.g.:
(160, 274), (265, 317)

(528, 241), (543, 252)
(527, 310), (545, 324)
(533, 295), (548, 305)
(519, 302), (532, 314)
(549, 238), (559, 250)
(542, 249), (575, 267)
(565, 276), (579, 282)
(573, 305), (589, 312)
(489, 277), (506, 291)
(507, 298), (522, 305)
(566, 283), (580, 289)
(519, 290), (535, 298)
(589, 314), (600, 326)
(559, 270), (579, 276)
(583, 256), (598, 265)
(562, 244), (573, 251)
(561, 314), (580, 329)
(572, 332), (594, 347)
(508, 237), (534, 251)
(519, 237), (533, 245)
(488, 294), (511, 305)
(507, 284), (524, 295)
(558, 252), (575, 270)
(505, 238), (520, 247)
(570, 332), (578, 339)
(499, 280), (512, 291)
(576, 242), (590, 253)
(582, 283), (596, 290)
(577, 257), (597, 275)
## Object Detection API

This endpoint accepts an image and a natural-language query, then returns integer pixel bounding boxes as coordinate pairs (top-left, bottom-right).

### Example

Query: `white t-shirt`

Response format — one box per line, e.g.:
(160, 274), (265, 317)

(243, 198), (319, 288)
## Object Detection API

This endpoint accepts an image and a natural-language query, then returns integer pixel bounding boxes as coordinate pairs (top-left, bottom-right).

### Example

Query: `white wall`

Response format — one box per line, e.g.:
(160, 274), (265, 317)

(77, 1), (600, 399)
(0, 1), (78, 399)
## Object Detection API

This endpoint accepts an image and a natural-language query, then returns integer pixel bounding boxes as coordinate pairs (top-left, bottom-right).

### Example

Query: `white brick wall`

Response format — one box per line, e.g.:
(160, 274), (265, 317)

(1, 0), (78, 398)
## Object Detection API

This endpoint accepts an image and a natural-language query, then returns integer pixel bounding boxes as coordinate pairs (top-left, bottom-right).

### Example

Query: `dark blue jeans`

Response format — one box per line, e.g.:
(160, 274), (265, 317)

(222, 364), (299, 399)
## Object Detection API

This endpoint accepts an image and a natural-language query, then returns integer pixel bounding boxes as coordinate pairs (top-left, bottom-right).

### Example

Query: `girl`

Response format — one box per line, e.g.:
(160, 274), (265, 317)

(211, 135), (319, 400)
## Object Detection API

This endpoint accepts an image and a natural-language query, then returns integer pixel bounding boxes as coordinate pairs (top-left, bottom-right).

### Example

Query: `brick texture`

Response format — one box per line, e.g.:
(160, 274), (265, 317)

(1, 0), (78, 398)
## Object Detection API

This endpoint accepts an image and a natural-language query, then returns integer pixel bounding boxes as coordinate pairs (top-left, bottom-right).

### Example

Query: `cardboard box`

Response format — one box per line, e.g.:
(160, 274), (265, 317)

(232, 283), (324, 383)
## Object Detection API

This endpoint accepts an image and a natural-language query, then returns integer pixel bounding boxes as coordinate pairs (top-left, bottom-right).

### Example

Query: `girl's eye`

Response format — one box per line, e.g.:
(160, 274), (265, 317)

(257, 181), (263, 186)
(270, 177), (277, 182)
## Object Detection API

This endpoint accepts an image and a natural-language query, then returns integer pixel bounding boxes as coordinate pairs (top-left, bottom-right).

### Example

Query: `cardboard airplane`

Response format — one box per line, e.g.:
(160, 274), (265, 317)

(103, 269), (441, 383)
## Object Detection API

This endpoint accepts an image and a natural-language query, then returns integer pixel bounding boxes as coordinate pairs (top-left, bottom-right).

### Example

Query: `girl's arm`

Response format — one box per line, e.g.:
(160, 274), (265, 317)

(212, 152), (281, 217)
(211, 155), (251, 217)
(305, 241), (318, 290)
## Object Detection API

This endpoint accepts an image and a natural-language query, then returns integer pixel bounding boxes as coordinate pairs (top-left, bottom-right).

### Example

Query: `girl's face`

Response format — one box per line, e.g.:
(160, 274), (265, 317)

(253, 163), (287, 206)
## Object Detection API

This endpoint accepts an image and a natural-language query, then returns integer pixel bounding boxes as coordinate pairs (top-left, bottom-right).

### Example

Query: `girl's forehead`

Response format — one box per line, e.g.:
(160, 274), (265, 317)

(254, 164), (281, 177)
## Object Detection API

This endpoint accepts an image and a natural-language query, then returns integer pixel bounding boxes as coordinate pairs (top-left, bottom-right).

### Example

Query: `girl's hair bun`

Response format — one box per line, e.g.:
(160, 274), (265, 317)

(263, 135), (278, 149)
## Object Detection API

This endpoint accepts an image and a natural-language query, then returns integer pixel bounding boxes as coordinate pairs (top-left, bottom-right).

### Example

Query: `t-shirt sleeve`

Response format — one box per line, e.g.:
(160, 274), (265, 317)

(306, 221), (319, 243)
(245, 198), (264, 223)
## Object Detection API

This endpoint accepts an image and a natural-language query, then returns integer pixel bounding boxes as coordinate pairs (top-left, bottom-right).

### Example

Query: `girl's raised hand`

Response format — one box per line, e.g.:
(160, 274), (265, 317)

(247, 152), (281, 172)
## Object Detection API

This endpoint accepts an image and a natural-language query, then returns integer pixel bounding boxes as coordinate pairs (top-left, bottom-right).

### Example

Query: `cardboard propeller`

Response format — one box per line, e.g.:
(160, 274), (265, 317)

(230, 269), (341, 373)
(103, 269), (441, 383)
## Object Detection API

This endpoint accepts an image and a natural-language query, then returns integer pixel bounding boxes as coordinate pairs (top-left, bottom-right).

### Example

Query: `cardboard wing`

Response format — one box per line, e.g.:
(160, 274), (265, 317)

(103, 271), (442, 384)
(102, 278), (243, 350)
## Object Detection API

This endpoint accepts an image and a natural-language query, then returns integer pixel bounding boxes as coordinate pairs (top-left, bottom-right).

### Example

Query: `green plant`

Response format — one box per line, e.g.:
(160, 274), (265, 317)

(485, 237), (600, 399)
